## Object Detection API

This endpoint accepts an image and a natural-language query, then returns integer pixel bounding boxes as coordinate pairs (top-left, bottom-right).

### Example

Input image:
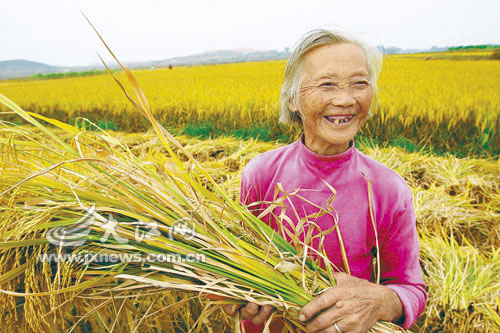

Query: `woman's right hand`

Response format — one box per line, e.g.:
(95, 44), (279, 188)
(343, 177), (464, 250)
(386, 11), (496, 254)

(223, 302), (273, 325)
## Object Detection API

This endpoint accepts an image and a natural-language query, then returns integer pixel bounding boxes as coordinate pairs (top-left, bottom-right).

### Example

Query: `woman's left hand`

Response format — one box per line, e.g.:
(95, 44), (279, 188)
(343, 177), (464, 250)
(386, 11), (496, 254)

(299, 272), (403, 333)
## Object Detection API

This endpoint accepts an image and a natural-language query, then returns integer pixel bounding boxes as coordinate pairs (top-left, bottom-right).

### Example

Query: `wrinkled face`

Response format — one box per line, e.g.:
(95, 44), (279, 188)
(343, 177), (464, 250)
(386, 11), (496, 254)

(290, 43), (373, 156)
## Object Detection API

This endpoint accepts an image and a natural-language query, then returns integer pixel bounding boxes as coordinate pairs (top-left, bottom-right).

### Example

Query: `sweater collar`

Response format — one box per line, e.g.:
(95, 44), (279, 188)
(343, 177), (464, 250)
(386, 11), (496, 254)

(297, 135), (356, 163)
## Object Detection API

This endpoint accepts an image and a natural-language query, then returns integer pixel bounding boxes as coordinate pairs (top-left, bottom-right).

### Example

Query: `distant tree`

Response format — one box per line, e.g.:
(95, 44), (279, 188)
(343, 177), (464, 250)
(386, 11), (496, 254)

(491, 49), (500, 60)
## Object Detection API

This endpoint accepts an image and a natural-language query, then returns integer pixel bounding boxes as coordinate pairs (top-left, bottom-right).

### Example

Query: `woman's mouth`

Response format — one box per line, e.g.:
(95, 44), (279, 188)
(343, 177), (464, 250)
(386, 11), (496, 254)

(324, 114), (355, 125)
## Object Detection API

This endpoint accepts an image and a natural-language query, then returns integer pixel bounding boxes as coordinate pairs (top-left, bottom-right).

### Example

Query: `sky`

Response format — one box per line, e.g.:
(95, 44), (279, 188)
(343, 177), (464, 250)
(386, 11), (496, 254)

(1, 0), (499, 67)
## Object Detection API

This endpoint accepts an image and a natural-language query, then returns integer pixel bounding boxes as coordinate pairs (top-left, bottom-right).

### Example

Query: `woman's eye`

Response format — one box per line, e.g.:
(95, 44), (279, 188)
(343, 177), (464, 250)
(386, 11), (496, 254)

(319, 82), (334, 87)
(354, 81), (369, 86)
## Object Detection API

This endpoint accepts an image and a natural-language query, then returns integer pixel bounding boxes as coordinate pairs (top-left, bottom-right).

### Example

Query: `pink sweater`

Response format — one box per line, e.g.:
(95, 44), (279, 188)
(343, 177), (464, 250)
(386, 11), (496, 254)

(240, 138), (427, 331)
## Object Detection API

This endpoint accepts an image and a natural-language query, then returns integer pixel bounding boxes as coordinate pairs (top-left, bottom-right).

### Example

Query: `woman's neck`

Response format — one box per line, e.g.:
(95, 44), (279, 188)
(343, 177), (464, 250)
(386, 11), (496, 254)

(302, 135), (352, 156)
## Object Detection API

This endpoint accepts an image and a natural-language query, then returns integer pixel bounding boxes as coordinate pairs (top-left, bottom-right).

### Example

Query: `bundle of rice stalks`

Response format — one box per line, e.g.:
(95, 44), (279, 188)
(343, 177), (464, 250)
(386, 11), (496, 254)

(0, 25), (402, 332)
(418, 226), (500, 331)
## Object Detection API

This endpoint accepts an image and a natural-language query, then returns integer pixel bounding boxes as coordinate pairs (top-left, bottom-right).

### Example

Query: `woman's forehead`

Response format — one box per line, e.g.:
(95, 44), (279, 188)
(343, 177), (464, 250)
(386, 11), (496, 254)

(301, 43), (369, 78)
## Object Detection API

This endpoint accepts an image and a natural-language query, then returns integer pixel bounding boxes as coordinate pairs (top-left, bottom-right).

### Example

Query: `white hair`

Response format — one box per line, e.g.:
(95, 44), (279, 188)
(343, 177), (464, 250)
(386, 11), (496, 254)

(279, 29), (383, 125)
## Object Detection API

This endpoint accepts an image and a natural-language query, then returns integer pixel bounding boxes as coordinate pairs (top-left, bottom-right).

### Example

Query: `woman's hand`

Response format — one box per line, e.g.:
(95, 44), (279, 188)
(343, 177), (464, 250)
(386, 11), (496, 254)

(223, 302), (273, 325)
(299, 272), (403, 333)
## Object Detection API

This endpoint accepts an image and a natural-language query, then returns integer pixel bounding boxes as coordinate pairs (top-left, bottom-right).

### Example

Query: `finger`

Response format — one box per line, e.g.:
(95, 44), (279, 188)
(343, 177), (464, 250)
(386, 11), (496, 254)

(330, 317), (359, 333)
(319, 300), (374, 333)
(299, 288), (340, 322)
(318, 326), (338, 333)
(223, 303), (242, 316)
(332, 271), (351, 284)
(240, 302), (259, 320)
(305, 305), (342, 333)
(251, 305), (273, 325)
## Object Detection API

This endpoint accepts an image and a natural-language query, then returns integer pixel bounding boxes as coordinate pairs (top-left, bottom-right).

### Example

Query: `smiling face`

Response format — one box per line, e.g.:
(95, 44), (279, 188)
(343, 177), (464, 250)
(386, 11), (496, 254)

(290, 43), (373, 156)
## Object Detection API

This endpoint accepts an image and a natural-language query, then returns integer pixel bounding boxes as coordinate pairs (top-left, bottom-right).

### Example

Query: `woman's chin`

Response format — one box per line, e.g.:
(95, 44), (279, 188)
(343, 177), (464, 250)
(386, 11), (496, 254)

(304, 122), (359, 154)
(321, 130), (357, 147)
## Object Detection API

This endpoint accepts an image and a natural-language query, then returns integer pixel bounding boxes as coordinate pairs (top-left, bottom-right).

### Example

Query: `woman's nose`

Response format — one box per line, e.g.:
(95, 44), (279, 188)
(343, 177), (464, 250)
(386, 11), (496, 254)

(330, 87), (356, 107)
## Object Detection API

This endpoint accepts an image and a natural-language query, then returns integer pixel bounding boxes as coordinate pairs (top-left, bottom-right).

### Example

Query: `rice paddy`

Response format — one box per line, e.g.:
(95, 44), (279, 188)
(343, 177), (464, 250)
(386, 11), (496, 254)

(1, 53), (499, 157)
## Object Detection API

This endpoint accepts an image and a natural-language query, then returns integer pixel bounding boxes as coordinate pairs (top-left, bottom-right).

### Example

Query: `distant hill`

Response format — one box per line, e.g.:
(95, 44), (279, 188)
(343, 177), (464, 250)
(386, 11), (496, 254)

(167, 48), (290, 64)
(0, 49), (291, 80)
(127, 48), (291, 68)
(378, 45), (449, 54)
(0, 59), (102, 80)
(0, 60), (63, 79)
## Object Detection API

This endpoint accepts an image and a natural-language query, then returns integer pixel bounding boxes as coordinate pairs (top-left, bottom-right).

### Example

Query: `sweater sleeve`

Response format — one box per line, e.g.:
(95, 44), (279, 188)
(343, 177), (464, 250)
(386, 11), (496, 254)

(379, 188), (427, 329)
(239, 165), (271, 333)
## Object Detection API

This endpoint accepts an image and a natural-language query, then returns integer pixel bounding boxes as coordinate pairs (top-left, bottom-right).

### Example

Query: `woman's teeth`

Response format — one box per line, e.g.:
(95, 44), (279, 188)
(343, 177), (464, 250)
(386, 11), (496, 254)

(325, 115), (354, 125)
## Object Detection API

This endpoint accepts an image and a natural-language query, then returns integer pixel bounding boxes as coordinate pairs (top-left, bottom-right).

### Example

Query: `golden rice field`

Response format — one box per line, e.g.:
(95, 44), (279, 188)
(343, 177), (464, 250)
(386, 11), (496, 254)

(0, 53), (499, 332)
(0, 53), (499, 157)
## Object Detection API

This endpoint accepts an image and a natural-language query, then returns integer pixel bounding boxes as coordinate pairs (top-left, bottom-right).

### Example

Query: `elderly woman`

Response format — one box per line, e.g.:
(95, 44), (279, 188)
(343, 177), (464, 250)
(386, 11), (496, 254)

(224, 29), (427, 332)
